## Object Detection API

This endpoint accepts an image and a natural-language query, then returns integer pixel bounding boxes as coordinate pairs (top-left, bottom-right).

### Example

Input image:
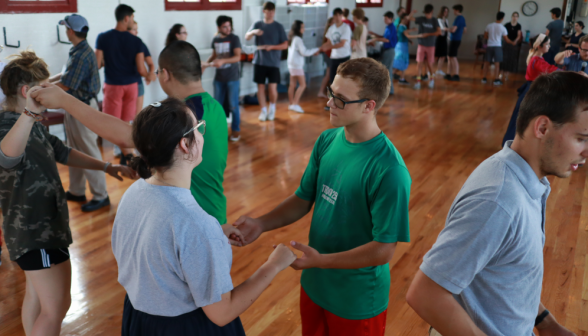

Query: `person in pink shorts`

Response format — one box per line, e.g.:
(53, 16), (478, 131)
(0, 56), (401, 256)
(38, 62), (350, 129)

(95, 4), (148, 164)
(412, 4), (441, 90)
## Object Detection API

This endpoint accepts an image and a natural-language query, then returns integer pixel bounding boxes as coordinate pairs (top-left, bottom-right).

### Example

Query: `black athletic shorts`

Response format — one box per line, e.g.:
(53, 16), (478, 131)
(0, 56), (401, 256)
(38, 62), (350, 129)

(448, 40), (461, 57)
(253, 64), (280, 84)
(15, 248), (70, 271)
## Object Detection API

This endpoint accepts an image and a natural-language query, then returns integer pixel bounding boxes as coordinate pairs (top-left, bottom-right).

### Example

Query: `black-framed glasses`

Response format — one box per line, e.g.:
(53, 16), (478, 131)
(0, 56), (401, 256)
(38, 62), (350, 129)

(580, 48), (588, 53)
(183, 120), (206, 137)
(327, 86), (369, 109)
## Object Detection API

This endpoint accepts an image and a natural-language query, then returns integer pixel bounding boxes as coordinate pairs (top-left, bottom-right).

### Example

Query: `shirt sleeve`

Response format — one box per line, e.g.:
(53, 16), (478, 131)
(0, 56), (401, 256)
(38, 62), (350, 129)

(369, 165), (411, 243)
(60, 54), (88, 91)
(295, 135), (322, 202)
(0, 144), (24, 169)
(352, 24), (362, 41)
(43, 127), (71, 164)
(233, 35), (242, 50)
(502, 26), (508, 36)
(415, 17), (423, 25)
(341, 25), (352, 41)
(420, 199), (513, 294)
(534, 57), (559, 74)
(279, 23), (288, 44)
(95, 33), (103, 50)
(142, 42), (151, 58)
(181, 237), (234, 307)
(296, 37), (319, 57)
(325, 26), (333, 43)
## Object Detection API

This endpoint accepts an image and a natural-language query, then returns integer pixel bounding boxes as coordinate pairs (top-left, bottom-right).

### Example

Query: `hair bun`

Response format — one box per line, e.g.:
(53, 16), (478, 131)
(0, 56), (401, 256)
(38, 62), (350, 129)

(129, 156), (152, 179)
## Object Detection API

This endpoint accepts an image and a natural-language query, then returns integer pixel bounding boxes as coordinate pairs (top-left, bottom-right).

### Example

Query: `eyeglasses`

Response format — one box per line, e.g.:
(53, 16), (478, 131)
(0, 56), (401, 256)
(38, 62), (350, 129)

(155, 69), (160, 76)
(327, 86), (369, 109)
(183, 120), (206, 137)
(581, 48), (588, 53)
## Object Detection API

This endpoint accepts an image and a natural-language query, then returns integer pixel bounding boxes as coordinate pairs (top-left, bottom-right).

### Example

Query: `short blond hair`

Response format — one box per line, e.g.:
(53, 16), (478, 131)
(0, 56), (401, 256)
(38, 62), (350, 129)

(352, 8), (365, 21)
(337, 58), (391, 111)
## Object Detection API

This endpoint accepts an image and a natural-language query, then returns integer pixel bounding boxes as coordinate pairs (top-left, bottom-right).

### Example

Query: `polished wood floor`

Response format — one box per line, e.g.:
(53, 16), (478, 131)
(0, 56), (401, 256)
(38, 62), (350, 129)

(1, 62), (588, 335)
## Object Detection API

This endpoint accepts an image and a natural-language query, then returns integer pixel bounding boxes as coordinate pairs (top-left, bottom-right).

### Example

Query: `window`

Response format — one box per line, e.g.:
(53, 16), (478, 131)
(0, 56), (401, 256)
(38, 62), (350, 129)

(0, 0), (77, 14)
(356, 0), (382, 8)
(288, 0), (327, 4)
(165, 0), (241, 11)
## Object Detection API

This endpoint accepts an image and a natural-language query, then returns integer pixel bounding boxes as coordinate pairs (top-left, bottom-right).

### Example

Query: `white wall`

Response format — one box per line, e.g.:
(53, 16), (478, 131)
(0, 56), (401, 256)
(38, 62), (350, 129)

(0, 0), (399, 109)
(500, 0), (565, 38)
(409, 0), (499, 60)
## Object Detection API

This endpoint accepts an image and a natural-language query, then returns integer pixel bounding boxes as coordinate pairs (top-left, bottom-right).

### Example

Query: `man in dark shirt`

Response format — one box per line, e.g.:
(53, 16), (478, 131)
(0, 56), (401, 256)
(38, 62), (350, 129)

(49, 14), (110, 212)
(96, 4), (147, 164)
(544, 8), (564, 65)
(205, 15), (242, 142)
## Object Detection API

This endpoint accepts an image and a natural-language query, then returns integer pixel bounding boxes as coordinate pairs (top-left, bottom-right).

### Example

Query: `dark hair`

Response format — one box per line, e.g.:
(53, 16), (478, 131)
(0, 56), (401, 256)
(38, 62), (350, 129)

(159, 41), (202, 84)
(517, 72), (588, 137)
(437, 6), (449, 18)
(288, 20), (303, 46)
(453, 4), (463, 13)
(333, 8), (343, 16)
(216, 15), (232, 28)
(550, 7), (561, 18)
(363, 17), (369, 22)
(400, 13), (409, 22)
(343, 8), (350, 17)
(396, 6), (405, 15)
(512, 11), (520, 17)
(497, 11), (505, 21)
(73, 31), (87, 39)
(424, 4), (434, 14)
(165, 24), (184, 47)
(115, 4), (134, 22)
(263, 2), (275, 11)
(0, 50), (50, 108)
(577, 21), (585, 29)
(384, 11), (394, 19)
(130, 98), (196, 179)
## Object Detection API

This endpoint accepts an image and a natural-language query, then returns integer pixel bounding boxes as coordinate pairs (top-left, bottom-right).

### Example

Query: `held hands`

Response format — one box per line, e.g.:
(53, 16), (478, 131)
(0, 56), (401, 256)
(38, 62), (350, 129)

(222, 224), (245, 247)
(105, 164), (138, 181)
(252, 29), (264, 36)
(29, 83), (70, 110)
(232, 216), (264, 245)
(146, 72), (157, 85)
(26, 86), (45, 114)
(267, 243), (297, 272)
(211, 59), (225, 68)
(289, 241), (323, 270)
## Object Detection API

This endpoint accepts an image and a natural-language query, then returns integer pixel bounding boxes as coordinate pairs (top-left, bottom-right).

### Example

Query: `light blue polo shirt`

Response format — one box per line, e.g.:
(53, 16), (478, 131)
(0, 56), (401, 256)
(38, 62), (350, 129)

(421, 141), (549, 336)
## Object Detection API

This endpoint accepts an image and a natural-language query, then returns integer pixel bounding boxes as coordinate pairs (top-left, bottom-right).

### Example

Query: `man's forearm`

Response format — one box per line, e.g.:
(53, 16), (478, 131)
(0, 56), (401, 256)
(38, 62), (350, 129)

(61, 95), (134, 148)
(66, 149), (106, 170)
(245, 32), (255, 41)
(320, 241), (396, 269)
(407, 270), (486, 336)
(258, 194), (313, 232)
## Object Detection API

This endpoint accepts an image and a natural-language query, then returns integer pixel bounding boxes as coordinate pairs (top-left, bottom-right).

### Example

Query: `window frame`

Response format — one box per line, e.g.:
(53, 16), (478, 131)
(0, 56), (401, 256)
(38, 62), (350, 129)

(0, 0), (77, 14)
(165, 0), (241, 11)
(287, 0), (328, 4)
(356, 0), (383, 8)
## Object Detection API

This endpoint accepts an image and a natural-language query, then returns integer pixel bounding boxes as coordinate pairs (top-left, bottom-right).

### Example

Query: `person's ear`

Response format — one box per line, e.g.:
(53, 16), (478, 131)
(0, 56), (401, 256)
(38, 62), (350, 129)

(364, 100), (377, 115)
(20, 85), (29, 99)
(160, 68), (171, 83)
(533, 116), (551, 139)
(179, 138), (190, 154)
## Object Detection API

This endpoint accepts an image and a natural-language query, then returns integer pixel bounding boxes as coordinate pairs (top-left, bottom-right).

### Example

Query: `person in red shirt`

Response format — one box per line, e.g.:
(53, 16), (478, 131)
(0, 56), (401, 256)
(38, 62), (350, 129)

(342, 8), (355, 31)
(502, 33), (571, 145)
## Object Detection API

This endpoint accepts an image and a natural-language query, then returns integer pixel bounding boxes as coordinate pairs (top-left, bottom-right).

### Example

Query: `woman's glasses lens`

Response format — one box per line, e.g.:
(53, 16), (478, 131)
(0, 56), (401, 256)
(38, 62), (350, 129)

(197, 123), (206, 135)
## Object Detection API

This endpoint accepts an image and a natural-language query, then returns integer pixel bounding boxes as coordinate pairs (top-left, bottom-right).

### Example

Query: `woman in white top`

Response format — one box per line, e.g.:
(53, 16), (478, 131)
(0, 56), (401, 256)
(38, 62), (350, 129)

(435, 6), (450, 76)
(351, 8), (368, 59)
(287, 20), (319, 114)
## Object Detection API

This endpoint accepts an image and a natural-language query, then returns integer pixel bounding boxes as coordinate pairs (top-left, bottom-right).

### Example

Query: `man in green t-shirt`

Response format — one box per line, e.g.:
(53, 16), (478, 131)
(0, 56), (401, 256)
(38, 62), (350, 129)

(232, 58), (411, 335)
(29, 41), (229, 225)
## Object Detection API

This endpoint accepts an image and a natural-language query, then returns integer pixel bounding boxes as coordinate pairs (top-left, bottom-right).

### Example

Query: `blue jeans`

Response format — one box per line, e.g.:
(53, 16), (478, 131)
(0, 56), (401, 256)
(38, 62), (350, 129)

(213, 80), (240, 132)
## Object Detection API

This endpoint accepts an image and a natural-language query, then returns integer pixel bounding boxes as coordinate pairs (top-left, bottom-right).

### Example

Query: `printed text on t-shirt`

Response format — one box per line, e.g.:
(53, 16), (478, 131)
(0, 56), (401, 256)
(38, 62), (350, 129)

(321, 184), (338, 205)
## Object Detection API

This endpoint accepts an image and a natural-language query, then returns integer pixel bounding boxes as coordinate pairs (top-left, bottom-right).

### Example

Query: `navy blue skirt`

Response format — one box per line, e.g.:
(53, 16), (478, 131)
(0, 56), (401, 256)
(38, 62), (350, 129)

(122, 295), (246, 336)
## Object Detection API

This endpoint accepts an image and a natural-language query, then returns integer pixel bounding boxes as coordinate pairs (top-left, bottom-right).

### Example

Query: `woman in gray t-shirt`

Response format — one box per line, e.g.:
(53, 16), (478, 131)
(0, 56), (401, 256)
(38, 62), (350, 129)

(112, 98), (296, 335)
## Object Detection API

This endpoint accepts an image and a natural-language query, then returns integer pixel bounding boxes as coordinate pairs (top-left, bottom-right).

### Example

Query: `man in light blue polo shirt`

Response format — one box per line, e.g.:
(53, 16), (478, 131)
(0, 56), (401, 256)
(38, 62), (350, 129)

(561, 34), (588, 73)
(406, 71), (585, 335)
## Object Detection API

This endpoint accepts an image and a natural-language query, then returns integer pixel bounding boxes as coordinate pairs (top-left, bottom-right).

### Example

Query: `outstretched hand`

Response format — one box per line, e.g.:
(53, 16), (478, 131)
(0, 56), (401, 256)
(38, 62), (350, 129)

(106, 164), (138, 181)
(289, 241), (323, 270)
(29, 82), (72, 110)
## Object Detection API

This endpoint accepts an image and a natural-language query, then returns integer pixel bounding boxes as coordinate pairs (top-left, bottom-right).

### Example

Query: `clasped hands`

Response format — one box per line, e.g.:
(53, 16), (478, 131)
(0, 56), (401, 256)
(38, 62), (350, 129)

(221, 216), (322, 270)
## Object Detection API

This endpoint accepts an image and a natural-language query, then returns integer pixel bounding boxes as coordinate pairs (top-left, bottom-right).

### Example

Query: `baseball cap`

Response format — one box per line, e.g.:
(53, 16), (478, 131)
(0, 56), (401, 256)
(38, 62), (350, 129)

(59, 14), (89, 33)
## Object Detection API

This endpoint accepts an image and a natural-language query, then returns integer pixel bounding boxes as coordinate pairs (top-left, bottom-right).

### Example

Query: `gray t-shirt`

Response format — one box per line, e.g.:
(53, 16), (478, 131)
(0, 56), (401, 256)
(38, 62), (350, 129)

(415, 16), (440, 47)
(547, 20), (564, 51)
(112, 179), (234, 317)
(249, 20), (288, 68)
(211, 33), (242, 82)
(421, 142), (549, 336)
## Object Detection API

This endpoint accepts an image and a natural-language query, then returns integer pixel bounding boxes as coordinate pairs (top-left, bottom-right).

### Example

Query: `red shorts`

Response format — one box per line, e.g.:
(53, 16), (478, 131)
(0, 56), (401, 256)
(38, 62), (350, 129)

(103, 82), (138, 122)
(300, 288), (387, 336)
(416, 45), (436, 63)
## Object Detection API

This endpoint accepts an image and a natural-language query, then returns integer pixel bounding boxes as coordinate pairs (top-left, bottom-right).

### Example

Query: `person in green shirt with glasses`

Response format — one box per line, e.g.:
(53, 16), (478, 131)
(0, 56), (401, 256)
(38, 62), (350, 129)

(231, 57), (412, 335)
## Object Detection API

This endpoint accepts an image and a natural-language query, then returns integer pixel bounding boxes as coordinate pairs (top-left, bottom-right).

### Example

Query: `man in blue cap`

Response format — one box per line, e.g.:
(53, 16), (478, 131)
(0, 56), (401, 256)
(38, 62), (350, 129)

(49, 14), (110, 212)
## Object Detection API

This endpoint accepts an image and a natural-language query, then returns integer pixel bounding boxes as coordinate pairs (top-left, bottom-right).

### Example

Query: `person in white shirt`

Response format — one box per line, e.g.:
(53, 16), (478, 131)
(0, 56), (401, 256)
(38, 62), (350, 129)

(482, 12), (513, 86)
(351, 8), (368, 59)
(321, 8), (352, 86)
(435, 6), (450, 76)
(287, 20), (319, 114)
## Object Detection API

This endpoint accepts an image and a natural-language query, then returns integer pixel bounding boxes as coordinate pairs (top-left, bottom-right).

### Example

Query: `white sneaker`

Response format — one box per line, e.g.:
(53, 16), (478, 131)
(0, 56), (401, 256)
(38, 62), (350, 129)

(268, 104), (276, 121)
(288, 105), (295, 111)
(226, 112), (232, 125)
(291, 105), (304, 113)
(436, 70), (446, 77)
(414, 82), (421, 90)
(258, 108), (267, 121)
(428, 79), (435, 89)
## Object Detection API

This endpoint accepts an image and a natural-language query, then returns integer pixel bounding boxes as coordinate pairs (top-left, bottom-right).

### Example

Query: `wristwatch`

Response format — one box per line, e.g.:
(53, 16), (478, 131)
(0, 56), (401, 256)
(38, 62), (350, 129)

(535, 309), (550, 327)
(23, 107), (45, 122)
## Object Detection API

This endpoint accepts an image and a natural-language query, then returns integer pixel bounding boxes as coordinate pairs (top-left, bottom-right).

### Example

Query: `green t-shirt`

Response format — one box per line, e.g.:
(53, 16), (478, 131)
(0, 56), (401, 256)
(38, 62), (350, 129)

(295, 128), (411, 320)
(185, 92), (228, 224)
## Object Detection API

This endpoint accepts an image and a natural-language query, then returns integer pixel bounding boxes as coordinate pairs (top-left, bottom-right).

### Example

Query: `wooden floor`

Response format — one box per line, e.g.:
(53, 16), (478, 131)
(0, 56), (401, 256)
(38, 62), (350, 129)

(1, 62), (588, 335)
